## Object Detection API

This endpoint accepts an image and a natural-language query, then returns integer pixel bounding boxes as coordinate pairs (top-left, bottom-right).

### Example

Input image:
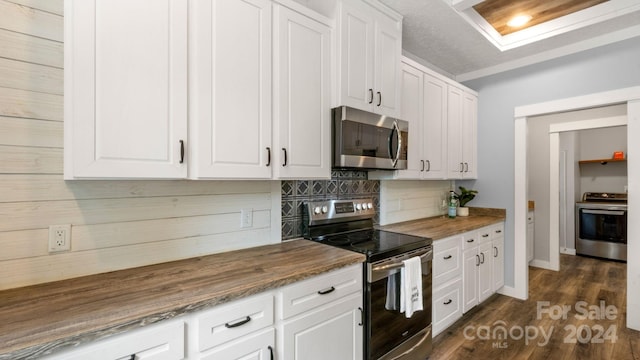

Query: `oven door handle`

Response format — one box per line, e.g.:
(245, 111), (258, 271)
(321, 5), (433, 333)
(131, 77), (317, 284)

(582, 209), (625, 215)
(371, 249), (432, 273)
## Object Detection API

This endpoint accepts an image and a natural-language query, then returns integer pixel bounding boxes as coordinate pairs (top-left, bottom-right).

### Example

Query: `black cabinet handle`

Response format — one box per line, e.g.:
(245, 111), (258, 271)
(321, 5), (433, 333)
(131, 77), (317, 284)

(480, 253), (485, 264)
(358, 307), (363, 326)
(460, 162), (464, 172)
(421, 160), (425, 171)
(377, 91), (382, 106)
(467, 239), (475, 243)
(426, 160), (431, 172)
(282, 148), (287, 167)
(268, 346), (274, 360)
(464, 162), (469, 172)
(444, 299), (452, 305)
(494, 246), (498, 257)
(482, 234), (490, 238)
(443, 255), (452, 260)
(495, 230), (502, 234)
(179, 140), (185, 164)
(317, 286), (335, 295)
(225, 316), (251, 328)
(129, 355), (136, 360)
(476, 254), (480, 266)
(368, 89), (374, 104)
(266, 147), (271, 167)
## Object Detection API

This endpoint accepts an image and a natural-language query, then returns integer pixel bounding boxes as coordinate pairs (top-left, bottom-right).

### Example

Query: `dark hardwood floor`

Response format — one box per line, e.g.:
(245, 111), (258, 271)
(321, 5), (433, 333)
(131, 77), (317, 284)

(431, 255), (640, 359)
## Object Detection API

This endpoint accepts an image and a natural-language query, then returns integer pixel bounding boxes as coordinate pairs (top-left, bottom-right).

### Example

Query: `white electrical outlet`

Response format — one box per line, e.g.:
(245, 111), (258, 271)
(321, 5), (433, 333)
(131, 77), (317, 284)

(49, 224), (71, 253)
(240, 208), (253, 228)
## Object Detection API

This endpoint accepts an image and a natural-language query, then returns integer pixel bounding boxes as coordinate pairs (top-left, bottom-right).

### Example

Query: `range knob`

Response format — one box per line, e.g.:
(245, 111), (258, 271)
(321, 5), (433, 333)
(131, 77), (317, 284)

(367, 203), (373, 209)
(313, 206), (322, 215)
(356, 203), (362, 210)
(321, 206), (328, 214)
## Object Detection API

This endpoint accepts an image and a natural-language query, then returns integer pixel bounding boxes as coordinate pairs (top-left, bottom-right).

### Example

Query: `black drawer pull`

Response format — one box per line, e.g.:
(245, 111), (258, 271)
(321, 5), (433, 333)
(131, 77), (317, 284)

(358, 307), (364, 326)
(225, 316), (251, 328)
(179, 140), (185, 164)
(444, 299), (452, 305)
(467, 239), (475, 243)
(495, 230), (502, 234)
(443, 255), (452, 260)
(317, 286), (335, 295)
(482, 234), (489, 238)
(129, 355), (136, 360)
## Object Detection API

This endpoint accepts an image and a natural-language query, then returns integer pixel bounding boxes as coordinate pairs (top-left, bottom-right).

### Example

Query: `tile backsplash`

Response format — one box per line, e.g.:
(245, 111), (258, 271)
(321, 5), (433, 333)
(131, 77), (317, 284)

(281, 170), (380, 240)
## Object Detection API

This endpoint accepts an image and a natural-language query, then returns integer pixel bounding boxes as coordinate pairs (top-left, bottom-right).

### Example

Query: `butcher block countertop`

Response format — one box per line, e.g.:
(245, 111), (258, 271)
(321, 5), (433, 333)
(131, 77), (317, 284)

(379, 207), (506, 240)
(0, 240), (365, 359)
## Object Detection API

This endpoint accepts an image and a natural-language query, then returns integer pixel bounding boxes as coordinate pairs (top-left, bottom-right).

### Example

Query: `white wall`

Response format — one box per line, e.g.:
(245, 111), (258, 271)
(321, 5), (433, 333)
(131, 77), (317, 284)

(0, 1), (278, 291)
(379, 180), (451, 225)
(463, 36), (640, 287)
(527, 105), (626, 264)
(578, 126), (628, 194)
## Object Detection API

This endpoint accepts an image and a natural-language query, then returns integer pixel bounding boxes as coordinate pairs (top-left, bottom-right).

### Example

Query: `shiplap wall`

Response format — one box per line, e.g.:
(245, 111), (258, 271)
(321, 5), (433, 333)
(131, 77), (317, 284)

(0, 0), (279, 291)
(379, 180), (451, 225)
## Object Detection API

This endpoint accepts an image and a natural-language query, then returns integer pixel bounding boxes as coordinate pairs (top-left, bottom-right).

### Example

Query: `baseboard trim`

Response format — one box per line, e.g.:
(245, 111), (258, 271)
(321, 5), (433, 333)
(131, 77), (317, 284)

(560, 248), (576, 255)
(529, 259), (554, 270)
(498, 285), (527, 300)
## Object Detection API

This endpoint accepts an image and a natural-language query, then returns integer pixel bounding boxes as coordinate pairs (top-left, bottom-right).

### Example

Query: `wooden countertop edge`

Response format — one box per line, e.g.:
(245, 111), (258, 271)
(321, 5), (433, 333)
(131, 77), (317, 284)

(379, 214), (506, 241)
(0, 240), (365, 359)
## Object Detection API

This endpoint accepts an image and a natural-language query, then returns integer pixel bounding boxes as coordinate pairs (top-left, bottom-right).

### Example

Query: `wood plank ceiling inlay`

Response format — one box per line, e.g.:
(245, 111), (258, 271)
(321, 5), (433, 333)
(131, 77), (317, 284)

(473, 0), (609, 36)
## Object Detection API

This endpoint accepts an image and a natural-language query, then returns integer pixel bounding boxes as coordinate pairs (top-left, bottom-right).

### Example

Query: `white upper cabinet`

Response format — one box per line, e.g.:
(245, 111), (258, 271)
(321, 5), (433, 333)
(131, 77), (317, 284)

(337, 0), (402, 117)
(421, 72), (448, 179)
(189, 0), (273, 179)
(64, 0), (188, 179)
(447, 84), (477, 179)
(190, 0), (331, 179)
(273, 4), (332, 179)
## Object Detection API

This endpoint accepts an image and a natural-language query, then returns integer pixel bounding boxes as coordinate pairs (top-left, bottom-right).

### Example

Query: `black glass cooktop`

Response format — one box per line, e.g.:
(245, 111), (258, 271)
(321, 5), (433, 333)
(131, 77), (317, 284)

(313, 229), (432, 262)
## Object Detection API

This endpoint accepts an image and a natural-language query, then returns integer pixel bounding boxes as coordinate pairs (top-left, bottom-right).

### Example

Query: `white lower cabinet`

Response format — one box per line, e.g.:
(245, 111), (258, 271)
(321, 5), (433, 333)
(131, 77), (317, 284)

(432, 235), (463, 337)
(462, 223), (505, 314)
(44, 319), (186, 360)
(280, 293), (363, 360)
(200, 328), (275, 360)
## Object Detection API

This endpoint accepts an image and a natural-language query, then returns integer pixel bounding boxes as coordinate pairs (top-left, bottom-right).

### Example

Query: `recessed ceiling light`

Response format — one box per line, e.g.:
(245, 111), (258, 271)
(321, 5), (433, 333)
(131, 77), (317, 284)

(507, 14), (532, 28)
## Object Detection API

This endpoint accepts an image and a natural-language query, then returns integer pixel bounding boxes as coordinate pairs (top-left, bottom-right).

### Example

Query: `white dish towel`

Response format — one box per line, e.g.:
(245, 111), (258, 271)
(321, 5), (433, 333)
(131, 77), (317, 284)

(400, 256), (423, 318)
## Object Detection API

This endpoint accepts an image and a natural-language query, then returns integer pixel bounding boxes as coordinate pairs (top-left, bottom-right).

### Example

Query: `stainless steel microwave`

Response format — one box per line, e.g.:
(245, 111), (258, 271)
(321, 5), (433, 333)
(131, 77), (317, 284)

(332, 106), (408, 170)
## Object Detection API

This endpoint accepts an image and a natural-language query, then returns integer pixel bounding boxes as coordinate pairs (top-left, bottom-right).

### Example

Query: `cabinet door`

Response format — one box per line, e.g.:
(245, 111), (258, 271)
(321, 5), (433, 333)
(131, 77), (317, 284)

(492, 235), (505, 292)
(190, 0), (272, 179)
(433, 278), (463, 337)
(478, 242), (493, 303)
(393, 62), (423, 179)
(373, 13), (401, 117)
(462, 248), (478, 313)
(65, 0), (188, 179)
(273, 5), (331, 179)
(338, 0), (374, 111)
(461, 92), (477, 178)
(446, 85), (463, 179)
(422, 73), (448, 179)
(280, 292), (363, 360)
(201, 328), (275, 360)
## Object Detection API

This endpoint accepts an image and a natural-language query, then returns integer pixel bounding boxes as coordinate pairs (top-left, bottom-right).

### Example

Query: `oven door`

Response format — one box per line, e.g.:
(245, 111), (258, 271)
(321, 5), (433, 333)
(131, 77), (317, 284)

(578, 207), (626, 243)
(366, 247), (432, 360)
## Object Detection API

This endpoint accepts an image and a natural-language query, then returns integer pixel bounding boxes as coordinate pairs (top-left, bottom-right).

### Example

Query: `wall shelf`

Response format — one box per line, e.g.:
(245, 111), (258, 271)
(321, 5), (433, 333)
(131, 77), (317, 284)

(578, 158), (626, 165)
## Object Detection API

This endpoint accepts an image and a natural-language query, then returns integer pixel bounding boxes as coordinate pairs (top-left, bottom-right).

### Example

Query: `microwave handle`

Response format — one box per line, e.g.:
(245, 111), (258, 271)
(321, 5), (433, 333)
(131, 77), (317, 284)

(389, 120), (401, 168)
(582, 209), (625, 216)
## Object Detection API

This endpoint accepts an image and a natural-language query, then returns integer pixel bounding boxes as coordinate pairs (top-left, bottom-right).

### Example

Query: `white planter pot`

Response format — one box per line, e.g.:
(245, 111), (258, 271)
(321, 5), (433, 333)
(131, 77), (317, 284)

(457, 207), (469, 217)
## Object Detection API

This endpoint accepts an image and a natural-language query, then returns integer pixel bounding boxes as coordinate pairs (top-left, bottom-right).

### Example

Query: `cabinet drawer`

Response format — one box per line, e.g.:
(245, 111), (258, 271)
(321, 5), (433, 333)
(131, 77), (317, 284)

(491, 223), (505, 238)
(200, 328), (275, 360)
(462, 230), (479, 250)
(279, 264), (362, 319)
(478, 226), (493, 244)
(197, 292), (274, 352)
(44, 319), (185, 360)
(433, 236), (462, 288)
(432, 279), (462, 336)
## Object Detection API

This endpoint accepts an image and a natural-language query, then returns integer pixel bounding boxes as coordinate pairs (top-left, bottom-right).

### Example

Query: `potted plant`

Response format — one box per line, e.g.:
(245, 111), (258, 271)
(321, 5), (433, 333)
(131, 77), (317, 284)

(454, 186), (478, 217)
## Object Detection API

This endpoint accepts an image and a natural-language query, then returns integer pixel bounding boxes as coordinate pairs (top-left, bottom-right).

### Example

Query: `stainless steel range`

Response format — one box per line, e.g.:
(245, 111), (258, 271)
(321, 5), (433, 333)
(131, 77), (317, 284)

(576, 192), (627, 261)
(303, 199), (432, 360)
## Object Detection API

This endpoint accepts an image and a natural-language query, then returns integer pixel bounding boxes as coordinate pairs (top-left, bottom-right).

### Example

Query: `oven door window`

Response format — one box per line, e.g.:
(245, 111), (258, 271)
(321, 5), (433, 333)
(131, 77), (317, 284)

(340, 120), (407, 160)
(368, 259), (432, 359)
(579, 208), (627, 243)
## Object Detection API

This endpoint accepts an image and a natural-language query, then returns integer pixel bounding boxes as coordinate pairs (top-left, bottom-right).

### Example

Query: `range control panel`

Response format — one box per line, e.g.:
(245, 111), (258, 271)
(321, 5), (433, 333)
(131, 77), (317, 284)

(305, 199), (375, 225)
